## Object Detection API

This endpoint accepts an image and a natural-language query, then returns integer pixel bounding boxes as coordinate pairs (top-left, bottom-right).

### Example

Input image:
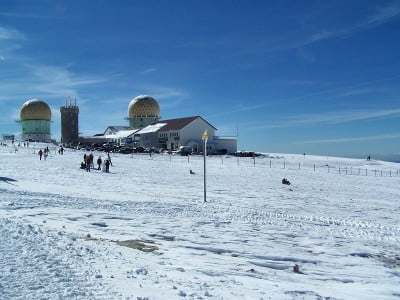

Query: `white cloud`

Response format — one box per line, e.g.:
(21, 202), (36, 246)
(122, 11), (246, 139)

(50, 107), (61, 121)
(207, 74), (400, 118)
(0, 26), (25, 40)
(29, 64), (106, 88)
(228, 3), (400, 59)
(150, 87), (185, 100)
(297, 3), (400, 48)
(99, 86), (187, 110)
(252, 108), (400, 130)
(0, 12), (59, 19)
(140, 68), (157, 74)
(293, 133), (400, 145)
(0, 63), (108, 104)
(207, 102), (273, 118)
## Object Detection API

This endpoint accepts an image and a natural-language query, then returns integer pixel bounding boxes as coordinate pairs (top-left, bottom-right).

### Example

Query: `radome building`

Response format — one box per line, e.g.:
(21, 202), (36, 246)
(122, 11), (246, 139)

(19, 99), (52, 142)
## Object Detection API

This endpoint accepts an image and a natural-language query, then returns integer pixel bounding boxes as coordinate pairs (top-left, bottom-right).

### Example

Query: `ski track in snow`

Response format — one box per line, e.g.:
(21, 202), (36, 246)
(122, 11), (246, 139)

(1, 145), (400, 299)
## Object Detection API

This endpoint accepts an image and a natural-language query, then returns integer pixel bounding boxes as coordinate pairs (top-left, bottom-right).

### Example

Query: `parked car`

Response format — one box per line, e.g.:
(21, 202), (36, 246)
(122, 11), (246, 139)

(177, 146), (192, 156)
(133, 146), (145, 153)
(118, 147), (133, 154)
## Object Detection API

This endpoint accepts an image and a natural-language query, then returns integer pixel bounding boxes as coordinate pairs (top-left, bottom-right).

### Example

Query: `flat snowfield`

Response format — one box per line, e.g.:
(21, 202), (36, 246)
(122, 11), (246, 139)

(1, 144), (399, 299)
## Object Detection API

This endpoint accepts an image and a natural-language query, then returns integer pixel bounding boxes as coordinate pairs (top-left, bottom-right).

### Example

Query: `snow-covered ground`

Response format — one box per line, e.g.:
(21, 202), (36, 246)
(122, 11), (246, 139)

(1, 143), (399, 299)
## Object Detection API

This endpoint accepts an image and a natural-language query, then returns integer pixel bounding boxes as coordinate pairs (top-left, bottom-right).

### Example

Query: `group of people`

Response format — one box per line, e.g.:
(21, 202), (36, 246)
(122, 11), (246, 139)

(6, 141), (30, 148)
(80, 153), (112, 173)
(36, 145), (112, 174)
(38, 146), (66, 160)
(8, 141), (30, 147)
(37, 147), (50, 161)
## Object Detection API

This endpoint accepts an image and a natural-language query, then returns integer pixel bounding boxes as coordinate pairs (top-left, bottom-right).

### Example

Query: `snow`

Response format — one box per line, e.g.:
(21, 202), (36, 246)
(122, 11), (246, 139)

(1, 144), (400, 299)
(136, 123), (167, 134)
(105, 129), (139, 139)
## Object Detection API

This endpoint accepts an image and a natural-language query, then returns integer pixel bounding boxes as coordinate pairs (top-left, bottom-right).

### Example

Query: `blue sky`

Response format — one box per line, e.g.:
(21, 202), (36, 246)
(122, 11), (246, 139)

(1, 0), (400, 157)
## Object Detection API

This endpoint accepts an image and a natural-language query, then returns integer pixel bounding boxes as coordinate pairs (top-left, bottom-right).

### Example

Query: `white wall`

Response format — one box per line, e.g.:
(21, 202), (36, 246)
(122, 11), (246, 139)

(137, 132), (159, 148)
(213, 138), (237, 154)
(180, 118), (216, 151)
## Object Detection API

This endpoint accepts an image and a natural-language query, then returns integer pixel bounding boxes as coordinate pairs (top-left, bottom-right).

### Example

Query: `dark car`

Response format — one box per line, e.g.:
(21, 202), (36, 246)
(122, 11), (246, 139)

(118, 147), (133, 154)
(133, 146), (145, 153)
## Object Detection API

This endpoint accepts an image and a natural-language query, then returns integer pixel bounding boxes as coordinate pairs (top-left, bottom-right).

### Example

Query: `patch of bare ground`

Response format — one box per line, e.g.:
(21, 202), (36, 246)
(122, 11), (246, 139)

(115, 240), (159, 252)
(84, 235), (159, 252)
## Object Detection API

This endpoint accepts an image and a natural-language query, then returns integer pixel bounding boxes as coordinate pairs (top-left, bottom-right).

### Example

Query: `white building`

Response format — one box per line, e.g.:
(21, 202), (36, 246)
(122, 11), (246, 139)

(79, 96), (237, 154)
(135, 116), (237, 154)
(102, 126), (138, 144)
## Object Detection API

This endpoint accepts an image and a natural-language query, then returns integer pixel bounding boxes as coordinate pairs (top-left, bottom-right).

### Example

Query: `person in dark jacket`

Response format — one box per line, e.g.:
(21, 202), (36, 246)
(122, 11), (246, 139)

(38, 149), (43, 160)
(97, 156), (102, 170)
(85, 156), (91, 172)
(105, 159), (111, 173)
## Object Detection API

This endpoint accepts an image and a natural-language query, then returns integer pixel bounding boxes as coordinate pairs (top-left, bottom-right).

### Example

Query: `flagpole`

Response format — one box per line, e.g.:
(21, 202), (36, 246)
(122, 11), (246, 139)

(202, 129), (208, 203)
(204, 139), (207, 202)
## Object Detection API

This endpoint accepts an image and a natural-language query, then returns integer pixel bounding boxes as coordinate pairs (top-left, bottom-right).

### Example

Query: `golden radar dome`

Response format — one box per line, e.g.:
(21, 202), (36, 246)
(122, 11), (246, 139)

(128, 95), (160, 117)
(20, 99), (52, 121)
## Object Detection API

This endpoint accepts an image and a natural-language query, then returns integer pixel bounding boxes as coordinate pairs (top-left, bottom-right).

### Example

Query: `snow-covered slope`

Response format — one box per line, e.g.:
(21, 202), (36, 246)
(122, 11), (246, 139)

(1, 144), (399, 299)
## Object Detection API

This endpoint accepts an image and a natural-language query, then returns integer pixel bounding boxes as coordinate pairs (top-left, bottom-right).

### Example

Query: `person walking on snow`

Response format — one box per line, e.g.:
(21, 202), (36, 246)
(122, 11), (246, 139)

(105, 159), (111, 173)
(85, 156), (91, 172)
(38, 149), (43, 160)
(97, 156), (102, 170)
(107, 153), (112, 166)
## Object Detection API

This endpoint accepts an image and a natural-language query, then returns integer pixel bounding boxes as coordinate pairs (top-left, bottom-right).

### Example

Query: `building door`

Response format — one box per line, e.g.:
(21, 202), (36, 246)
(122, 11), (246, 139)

(170, 143), (174, 150)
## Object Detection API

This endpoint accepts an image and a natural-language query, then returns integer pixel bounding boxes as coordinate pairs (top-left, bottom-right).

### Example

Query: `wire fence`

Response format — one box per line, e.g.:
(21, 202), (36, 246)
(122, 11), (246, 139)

(7, 143), (399, 179)
(133, 153), (400, 179)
